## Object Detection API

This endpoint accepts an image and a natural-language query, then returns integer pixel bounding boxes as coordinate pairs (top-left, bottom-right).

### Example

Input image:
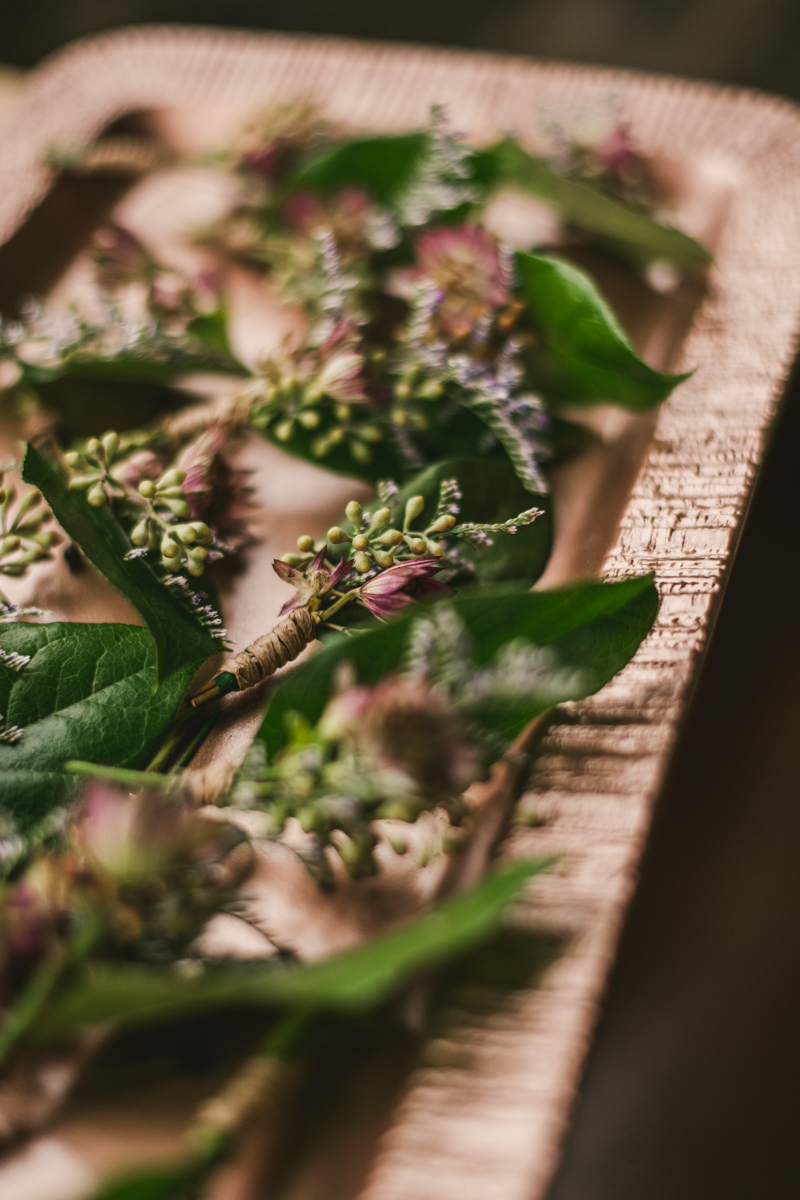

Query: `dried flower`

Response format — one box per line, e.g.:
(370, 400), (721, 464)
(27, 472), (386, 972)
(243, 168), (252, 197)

(274, 546), (351, 616)
(414, 224), (509, 340)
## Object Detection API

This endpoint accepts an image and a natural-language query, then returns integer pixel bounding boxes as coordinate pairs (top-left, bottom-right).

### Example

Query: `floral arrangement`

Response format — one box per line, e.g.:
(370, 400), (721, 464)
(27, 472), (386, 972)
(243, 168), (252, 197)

(0, 100), (705, 1196)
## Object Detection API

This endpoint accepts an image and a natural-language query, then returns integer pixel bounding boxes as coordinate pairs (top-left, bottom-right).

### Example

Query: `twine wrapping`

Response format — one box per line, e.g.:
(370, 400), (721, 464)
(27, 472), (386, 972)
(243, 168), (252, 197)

(213, 606), (317, 691)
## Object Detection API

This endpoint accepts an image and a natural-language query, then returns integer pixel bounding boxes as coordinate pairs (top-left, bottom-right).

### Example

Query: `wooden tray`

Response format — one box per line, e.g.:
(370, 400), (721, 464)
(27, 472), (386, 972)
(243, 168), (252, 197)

(0, 25), (799, 1200)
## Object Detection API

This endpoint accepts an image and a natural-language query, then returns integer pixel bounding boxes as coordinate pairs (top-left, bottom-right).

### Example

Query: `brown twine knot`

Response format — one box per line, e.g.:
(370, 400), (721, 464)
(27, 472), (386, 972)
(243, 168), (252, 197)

(213, 606), (317, 691)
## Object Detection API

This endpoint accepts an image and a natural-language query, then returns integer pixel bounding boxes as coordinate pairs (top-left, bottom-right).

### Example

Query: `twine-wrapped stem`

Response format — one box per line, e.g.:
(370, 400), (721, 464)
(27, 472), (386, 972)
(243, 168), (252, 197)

(191, 606), (318, 707)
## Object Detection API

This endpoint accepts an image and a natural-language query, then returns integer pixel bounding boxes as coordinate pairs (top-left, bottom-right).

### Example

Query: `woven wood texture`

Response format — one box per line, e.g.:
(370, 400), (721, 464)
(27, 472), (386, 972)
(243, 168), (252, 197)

(1, 27), (800, 1200)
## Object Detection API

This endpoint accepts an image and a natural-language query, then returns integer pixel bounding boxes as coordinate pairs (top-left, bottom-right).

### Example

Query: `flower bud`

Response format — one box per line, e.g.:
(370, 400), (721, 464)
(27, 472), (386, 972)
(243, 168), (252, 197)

(158, 469), (186, 489)
(354, 551), (373, 574)
(64, 452), (82, 468)
(138, 479), (156, 499)
(379, 529), (404, 547)
(188, 546), (208, 562)
(176, 523), (196, 544)
(15, 490), (41, 518)
(86, 438), (102, 455)
(161, 536), (179, 558)
(131, 519), (150, 547)
(349, 439), (372, 464)
(190, 522), (211, 543)
(327, 526), (350, 544)
(162, 555), (181, 572)
(427, 540), (446, 558)
(68, 474), (97, 492)
(335, 403), (351, 421)
(358, 424), (383, 443)
(156, 486), (187, 500)
(369, 507), (392, 532)
(164, 499), (191, 518)
(0, 535), (20, 553)
(328, 427), (345, 445)
(186, 561), (205, 577)
(345, 501), (363, 529)
(429, 513), (456, 533)
(409, 538), (427, 555)
(298, 409), (321, 429)
(281, 553), (307, 567)
(87, 483), (107, 508)
(378, 800), (415, 822)
(297, 535), (315, 552)
(352, 533), (370, 552)
(373, 551), (394, 569)
(102, 431), (119, 459)
(404, 495), (425, 527)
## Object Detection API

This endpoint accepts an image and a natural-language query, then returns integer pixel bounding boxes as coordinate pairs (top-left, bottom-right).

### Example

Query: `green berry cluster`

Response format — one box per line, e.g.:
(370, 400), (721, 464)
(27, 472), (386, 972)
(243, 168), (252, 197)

(326, 496), (455, 575)
(65, 431), (129, 508)
(133, 471), (212, 576)
(253, 390), (386, 465)
(0, 475), (60, 588)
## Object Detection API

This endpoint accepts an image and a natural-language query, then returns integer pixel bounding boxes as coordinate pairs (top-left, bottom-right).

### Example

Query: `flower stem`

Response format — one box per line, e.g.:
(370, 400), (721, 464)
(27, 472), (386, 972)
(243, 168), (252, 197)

(319, 587), (361, 623)
(63, 761), (177, 789)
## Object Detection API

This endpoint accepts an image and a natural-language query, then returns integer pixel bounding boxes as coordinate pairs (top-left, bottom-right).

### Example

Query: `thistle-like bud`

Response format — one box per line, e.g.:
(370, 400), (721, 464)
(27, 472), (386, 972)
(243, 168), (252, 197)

(404, 495), (425, 527)
(327, 526), (350, 544)
(345, 501), (363, 529)
(429, 513), (456, 533)
(354, 551), (373, 574)
(297, 535), (316, 552)
(351, 534), (370, 552)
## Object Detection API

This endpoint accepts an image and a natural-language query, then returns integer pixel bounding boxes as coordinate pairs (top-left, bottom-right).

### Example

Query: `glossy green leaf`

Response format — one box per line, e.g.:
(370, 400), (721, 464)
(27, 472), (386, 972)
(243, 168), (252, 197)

(23, 444), (221, 680)
(258, 575), (658, 758)
(40, 859), (547, 1034)
(517, 251), (689, 409)
(394, 456), (552, 585)
(290, 134), (427, 203)
(472, 139), (711, 271)
(0, 622), (198, 828)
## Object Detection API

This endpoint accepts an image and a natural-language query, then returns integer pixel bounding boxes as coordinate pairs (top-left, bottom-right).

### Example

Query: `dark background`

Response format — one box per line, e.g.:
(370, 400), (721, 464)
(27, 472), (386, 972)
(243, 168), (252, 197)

(3, 0), (800, 101)
(7, 4), (800, 1199)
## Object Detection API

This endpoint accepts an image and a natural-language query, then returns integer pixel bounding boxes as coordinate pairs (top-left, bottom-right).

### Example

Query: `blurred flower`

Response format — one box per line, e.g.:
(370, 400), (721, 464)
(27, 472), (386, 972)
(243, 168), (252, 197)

(77, 783), (189, 882)
(92, 223), (153, 291)
(414, 224), (509, 339)
(360, 556), (453, 619)
(321, 676), (476, 797)
(284, 188), (377, 260)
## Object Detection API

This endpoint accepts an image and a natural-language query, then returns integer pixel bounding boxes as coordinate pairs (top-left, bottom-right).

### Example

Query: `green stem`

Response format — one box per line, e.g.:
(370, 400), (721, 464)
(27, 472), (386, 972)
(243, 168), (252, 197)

(64, 761), (177, 789)
(319, 587), (361, 623)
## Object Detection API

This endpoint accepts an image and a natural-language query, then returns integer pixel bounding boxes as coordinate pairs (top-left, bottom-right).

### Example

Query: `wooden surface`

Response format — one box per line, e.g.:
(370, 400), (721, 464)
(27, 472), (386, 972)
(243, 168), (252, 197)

(0, 26), (799, 1200)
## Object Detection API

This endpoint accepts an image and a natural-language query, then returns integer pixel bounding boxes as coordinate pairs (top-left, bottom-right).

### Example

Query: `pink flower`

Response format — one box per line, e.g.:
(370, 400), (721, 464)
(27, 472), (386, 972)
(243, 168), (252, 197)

(360, 557), (453, 620)
(113, 448), (162, 489)
(414, 224), (509, 339)
(274, 546), (351, 615)
(321, 677), (477, 796)
(174, 424), (229, 517)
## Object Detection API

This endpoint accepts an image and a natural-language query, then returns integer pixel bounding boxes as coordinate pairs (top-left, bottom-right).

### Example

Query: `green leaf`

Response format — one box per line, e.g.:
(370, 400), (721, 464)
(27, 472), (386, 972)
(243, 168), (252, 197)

(290, 134), (428, 204)
(253, 410), (409, 486)
(87, 1165), (202, 1200)
(40, 859), (548, 1035)
(516, 251), (690, 410)
(22, 444), (220, 680)
(473, 139), (711, 271)
(258, 575), (657, 758)
(0, 622), (197, 828)
(394, 457), (553, 585)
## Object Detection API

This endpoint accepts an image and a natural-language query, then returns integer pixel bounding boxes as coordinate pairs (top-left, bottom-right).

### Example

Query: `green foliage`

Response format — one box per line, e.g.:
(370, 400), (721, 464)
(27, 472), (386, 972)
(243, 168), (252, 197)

(516, 251), (690, 409)
(257, 575), (658, 759)
(41, 859), (547, 1035)
(290, 134), (428, 203)
(472, 138), (711, 270)
(23, 444), (221, 680)
(0, 623), (197, 827)
(393, 456), (552, 585)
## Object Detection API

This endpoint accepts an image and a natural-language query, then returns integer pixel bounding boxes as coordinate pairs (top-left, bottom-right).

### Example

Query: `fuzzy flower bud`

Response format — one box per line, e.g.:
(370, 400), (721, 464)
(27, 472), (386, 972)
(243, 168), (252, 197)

(297, 535), (316, 552)
(404, 496), (425, 527)
(345, 501), (363, 530)
(429, 513), (456, 533)
(352, 534), (370, 552)
(327, 526), (350, 544)
(369, 507), (392, 532)
(138, 480), (156, 499)
(354, 551), (373, 573)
